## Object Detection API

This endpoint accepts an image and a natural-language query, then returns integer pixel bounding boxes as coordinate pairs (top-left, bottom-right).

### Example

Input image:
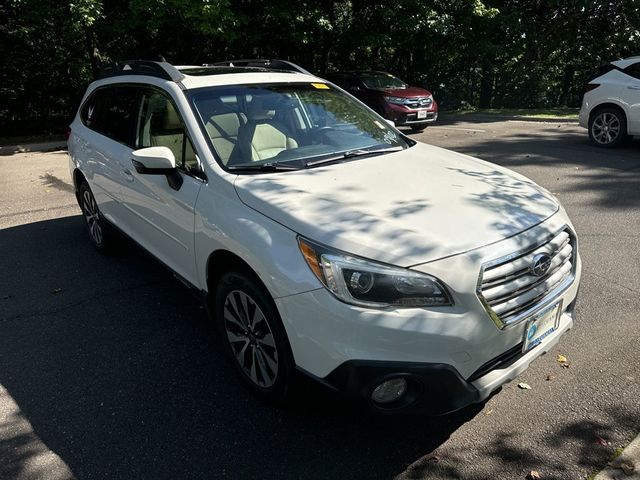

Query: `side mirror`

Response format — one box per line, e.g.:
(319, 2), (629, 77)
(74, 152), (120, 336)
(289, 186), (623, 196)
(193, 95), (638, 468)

(385, 118), (396, 128)
(131, 146), (183, 190)
(132, 146), (176, 172)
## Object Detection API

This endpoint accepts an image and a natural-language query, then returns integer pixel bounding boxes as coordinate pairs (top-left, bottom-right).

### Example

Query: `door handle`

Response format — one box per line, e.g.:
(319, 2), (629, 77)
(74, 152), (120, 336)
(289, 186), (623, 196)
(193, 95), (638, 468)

(121, 168), (134, 182)
(627, 85), (640, 90)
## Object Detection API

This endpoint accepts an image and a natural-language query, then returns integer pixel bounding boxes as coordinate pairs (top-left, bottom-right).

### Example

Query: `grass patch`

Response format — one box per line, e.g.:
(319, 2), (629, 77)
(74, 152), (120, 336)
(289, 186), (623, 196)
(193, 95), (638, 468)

(0, 134), (66, 147)
(448, 108), (579, 120)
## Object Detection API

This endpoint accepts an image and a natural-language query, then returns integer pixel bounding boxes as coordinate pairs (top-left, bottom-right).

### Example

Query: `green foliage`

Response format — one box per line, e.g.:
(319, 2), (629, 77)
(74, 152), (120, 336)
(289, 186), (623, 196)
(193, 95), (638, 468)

(1, 0), (639, 137)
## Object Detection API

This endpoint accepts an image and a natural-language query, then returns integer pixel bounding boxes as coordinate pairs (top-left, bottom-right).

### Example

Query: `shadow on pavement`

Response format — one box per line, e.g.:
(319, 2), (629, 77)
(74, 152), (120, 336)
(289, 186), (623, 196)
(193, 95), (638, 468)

(0, 216), (485, 480)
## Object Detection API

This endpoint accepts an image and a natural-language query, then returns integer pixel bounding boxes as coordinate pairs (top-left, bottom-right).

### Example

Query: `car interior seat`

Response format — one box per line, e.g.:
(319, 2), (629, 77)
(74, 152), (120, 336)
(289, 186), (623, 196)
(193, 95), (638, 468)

(201, 98), (245, 165)
(231, 95), (298, 164)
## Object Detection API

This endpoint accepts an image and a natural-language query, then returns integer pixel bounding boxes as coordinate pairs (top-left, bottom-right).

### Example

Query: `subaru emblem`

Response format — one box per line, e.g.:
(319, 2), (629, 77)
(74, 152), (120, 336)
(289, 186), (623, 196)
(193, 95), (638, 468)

(531, 253), (552, 277)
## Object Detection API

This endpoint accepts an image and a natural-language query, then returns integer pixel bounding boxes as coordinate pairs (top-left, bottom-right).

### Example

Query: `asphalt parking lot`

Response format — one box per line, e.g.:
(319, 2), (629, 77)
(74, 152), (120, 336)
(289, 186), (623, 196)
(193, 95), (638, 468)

(1, 118), (639, 480)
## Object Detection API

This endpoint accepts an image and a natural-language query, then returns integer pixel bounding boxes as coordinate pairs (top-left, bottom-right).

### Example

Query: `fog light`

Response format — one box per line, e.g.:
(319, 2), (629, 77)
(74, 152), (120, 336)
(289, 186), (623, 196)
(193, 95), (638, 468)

(371, 377), (407, 404)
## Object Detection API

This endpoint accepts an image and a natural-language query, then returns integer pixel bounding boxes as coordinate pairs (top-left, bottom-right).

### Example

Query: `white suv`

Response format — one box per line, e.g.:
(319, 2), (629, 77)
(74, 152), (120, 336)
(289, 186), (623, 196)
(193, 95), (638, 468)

(579, 56), (640, 147)
(68, 60), (581, 414)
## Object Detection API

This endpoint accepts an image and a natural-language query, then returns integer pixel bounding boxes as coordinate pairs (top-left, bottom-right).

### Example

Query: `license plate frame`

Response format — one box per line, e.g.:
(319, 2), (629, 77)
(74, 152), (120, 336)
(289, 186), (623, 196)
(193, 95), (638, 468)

(416, 110), (428, 119)
(522, 301), (562, 352)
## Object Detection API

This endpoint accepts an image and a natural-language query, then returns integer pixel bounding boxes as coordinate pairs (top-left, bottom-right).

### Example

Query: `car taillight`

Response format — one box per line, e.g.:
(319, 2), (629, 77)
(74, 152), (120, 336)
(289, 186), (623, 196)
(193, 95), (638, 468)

(584, 83), (600, 93)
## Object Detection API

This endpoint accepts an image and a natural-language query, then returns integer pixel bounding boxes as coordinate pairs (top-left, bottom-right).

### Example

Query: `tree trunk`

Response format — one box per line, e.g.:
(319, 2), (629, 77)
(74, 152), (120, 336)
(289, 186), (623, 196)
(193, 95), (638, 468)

(479, 58), (494, 109)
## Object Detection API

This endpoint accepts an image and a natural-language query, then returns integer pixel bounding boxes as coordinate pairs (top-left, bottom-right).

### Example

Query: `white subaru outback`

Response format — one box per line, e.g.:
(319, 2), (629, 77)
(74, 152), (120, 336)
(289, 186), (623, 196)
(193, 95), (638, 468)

(68, 60), (581, 414)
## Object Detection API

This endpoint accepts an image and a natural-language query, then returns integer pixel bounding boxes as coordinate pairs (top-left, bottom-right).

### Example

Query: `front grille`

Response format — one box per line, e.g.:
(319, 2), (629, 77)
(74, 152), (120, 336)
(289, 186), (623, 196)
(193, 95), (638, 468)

(478, 228), (576, 327)
(406, 97), (433, 109)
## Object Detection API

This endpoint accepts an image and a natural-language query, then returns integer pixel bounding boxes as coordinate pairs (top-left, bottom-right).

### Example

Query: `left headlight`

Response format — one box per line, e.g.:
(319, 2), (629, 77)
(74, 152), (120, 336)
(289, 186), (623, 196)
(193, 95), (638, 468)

(384, 96), (408, 105)
(298, 237), (453, 308)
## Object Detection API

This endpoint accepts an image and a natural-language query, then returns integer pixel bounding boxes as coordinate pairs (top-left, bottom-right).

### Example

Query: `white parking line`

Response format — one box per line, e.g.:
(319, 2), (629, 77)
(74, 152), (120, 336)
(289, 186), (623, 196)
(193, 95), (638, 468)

(429, 126), (487, 133)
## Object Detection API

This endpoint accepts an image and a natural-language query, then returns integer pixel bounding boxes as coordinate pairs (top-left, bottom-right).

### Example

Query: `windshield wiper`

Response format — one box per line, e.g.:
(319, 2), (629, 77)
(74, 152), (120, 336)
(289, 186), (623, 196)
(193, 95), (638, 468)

(227, 162), (300, 172)
(305, 146), (404, 168)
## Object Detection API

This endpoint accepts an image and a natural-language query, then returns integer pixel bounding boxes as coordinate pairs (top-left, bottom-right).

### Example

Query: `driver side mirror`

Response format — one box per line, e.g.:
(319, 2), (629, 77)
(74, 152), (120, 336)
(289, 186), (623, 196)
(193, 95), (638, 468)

(131, 146), (183, 190)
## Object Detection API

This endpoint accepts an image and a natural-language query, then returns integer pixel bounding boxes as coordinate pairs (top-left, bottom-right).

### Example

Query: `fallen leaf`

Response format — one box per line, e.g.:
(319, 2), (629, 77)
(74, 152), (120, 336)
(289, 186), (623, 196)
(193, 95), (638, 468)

(527, 470), (541, 479)
(426, 454), (440, 463)
(518, 382), (532, 390)
(596, 437), (609, 447)
(557, 354), (567, 363)
(545, 374), (555, 381)
(618, 461), (635, 475)
(561, 363), (570, 369)
(485, 409), (494, 416)
(51, 288), (63, 294)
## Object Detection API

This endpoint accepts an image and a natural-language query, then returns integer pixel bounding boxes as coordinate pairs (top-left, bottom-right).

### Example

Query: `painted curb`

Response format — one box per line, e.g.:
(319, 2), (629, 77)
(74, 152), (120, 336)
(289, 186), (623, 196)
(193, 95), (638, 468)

(594, 433), (640, 480)
(0, 141), (67, 156)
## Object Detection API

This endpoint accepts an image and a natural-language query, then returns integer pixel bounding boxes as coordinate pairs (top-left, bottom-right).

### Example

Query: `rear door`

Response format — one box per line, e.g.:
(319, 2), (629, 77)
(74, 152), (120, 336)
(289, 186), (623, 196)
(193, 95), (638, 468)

(621, 62), (640, 135)
(77, 85), (142, 227)
(117, 86), (204, 285)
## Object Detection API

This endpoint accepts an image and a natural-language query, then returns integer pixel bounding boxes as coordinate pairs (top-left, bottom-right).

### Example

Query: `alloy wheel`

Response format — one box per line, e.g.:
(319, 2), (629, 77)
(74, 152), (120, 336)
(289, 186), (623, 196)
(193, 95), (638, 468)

(223, 290), (279, 388)
(82, 189), (103, 245)
(591, 112), (621, 145)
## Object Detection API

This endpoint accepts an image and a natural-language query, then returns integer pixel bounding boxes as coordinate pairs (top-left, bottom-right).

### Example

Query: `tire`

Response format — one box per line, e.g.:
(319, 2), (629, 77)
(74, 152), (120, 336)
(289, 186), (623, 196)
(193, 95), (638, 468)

(588, 107), (628, 148)
(78, 181), (115, 253)
(410, 125), (426, 133)
(214, 271), (294, 404)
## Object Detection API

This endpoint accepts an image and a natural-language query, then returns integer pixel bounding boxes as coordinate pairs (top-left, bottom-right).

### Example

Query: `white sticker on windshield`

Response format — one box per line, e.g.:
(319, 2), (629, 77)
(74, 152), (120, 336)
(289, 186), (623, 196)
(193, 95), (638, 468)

(383, 130), (398, 144)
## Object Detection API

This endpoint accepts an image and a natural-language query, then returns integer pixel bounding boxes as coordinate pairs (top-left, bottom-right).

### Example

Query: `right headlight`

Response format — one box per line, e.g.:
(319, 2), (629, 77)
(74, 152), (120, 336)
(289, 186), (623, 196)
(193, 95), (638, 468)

(298, 237), (453, 308)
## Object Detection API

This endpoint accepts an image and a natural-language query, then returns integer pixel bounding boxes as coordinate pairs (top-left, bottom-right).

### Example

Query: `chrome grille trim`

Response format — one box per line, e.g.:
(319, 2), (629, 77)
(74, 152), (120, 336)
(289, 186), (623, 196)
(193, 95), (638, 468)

(477, 226), (577, 329)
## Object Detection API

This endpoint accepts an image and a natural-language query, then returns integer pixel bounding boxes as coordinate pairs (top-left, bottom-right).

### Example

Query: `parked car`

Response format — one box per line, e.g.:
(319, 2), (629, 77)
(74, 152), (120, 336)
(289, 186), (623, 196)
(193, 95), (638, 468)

(325, 71), (437, 131)
(579, 56), (640, 147)
(68, 60), (581, 414)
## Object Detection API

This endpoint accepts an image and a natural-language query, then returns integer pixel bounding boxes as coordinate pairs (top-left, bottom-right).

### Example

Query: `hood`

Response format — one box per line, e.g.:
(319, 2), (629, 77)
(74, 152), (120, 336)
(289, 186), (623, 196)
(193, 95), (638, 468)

(233, 143), (559, 267)
(379, 86), (432, 98)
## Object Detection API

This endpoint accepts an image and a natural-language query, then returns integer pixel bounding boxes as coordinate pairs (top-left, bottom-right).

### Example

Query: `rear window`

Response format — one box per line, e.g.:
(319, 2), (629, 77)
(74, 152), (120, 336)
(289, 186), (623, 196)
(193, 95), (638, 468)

(624, 62), (640, 80)
(588, 64), (617, 82)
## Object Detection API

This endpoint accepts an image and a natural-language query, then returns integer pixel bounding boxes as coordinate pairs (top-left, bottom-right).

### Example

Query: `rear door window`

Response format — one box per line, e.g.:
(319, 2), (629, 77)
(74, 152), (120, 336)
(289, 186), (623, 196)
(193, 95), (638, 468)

(81, 85), (142, 147)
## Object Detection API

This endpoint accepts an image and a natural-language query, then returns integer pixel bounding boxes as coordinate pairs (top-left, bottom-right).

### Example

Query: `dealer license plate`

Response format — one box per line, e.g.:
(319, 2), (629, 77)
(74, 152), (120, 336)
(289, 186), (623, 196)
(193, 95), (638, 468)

(523, 301), (561, 352)
(417, 110), (427, 119)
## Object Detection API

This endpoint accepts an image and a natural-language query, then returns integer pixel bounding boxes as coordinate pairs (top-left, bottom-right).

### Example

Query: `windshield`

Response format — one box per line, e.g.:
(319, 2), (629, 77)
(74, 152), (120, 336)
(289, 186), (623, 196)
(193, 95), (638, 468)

(189, 83), (410, 171)
(358, 72), (407, 90)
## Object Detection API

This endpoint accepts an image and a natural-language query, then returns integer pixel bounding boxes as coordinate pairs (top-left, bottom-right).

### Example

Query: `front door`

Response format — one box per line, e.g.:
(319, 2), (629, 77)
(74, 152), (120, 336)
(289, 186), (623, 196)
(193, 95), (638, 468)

(118, 87), (204, 286)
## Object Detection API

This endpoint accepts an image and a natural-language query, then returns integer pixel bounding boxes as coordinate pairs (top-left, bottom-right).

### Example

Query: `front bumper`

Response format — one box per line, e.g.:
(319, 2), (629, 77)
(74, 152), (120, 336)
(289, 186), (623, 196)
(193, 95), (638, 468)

(382, 102), (438, 126)
(275, 215), (581, 414)
(316, 306), (575, 415)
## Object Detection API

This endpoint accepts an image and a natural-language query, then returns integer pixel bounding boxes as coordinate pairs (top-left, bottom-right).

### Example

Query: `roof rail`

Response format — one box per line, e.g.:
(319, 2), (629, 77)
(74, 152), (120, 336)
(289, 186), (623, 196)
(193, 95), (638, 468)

(207, 59), (312, 75)
(98, 60), (185, 82)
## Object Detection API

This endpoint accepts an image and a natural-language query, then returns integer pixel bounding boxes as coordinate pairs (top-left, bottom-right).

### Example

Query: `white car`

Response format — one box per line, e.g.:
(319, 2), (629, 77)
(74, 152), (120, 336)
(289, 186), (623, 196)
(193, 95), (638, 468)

(68, 60), (581, 414)
(579, 56), (640, 147)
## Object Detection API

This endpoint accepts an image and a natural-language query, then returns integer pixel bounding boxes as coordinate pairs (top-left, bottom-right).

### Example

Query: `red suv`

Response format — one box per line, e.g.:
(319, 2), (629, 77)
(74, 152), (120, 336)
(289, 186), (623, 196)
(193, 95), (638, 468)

(326, 71), (438, 131)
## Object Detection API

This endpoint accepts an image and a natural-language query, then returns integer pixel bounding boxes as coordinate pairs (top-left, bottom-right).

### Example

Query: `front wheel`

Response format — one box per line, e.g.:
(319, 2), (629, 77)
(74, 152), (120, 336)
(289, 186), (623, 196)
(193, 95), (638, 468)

(588, 108), (628, 148)
(410, 125), (426, 133)
(214, 271), (294, 404)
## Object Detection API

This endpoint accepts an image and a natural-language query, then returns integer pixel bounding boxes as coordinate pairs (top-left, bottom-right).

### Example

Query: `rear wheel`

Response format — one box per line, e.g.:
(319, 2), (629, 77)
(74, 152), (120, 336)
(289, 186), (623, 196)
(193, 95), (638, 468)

(214, 271), (294, 404)
(589, 107), (628, 148)
(78, 181), (115, 253)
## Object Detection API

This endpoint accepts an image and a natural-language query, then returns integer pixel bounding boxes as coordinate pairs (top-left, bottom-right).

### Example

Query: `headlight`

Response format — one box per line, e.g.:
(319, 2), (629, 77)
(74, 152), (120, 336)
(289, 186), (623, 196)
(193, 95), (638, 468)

(298, 237), (453, 308)
(384, 96), (408, 105)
